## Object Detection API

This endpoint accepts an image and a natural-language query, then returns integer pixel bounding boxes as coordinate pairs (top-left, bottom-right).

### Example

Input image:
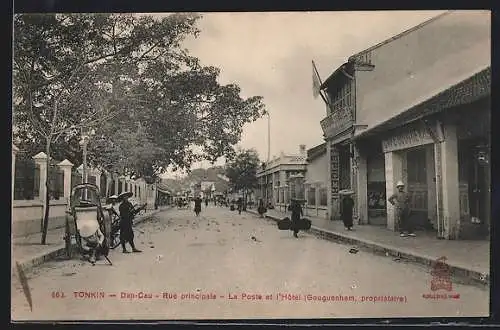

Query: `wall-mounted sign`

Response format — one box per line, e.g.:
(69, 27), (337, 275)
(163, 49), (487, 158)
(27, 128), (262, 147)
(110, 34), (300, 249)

(330, 146), (340, 194)
(382, 123), (434, 153)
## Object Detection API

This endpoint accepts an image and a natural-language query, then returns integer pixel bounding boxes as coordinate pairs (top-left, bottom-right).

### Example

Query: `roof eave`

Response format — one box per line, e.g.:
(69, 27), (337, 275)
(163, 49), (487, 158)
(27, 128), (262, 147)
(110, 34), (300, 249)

(320, 63), (348, 89)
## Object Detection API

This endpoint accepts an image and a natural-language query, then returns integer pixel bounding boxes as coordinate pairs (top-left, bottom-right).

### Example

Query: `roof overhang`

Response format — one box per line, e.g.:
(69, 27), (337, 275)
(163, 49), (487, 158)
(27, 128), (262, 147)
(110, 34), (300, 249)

(320, 63), (350, 90)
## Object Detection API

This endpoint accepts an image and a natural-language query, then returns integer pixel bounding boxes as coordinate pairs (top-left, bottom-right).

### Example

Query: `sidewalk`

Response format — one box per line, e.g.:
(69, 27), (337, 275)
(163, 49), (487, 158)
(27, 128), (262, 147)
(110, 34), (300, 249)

(11, 207), (170, 273)
(247, 208), (490, 287)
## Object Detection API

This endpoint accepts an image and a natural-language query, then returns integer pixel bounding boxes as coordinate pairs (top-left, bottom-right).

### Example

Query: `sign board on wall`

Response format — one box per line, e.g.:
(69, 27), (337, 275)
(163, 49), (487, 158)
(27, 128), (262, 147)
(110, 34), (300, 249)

(330, 146), (339, 195)
(382, 123), (434, 153)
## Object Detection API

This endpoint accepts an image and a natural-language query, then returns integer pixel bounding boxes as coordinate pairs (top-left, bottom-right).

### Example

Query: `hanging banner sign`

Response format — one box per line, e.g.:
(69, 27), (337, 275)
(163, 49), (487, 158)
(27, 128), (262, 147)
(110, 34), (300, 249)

(382, 123), (434, 153)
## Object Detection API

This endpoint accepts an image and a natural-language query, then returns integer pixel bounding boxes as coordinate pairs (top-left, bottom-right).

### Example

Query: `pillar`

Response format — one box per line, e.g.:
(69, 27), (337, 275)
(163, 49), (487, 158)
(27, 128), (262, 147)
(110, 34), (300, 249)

(12, 144), (19, 199)
(384, 151), (404, 231)
(94, 168), (102, 193)
(105, 172), (112, 197)
(425, 145), (437, 228)
(354, 144), (368, 224)
(438, 123), (460, 239)
(33, 152), (48, 201)
(57, 159), (74, 200)
(114, 174), (119, 195)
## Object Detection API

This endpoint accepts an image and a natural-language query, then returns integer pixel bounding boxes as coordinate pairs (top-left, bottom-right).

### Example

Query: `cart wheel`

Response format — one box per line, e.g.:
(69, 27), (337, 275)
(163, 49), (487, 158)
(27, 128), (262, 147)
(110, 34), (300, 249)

(110, 234), (121, 249)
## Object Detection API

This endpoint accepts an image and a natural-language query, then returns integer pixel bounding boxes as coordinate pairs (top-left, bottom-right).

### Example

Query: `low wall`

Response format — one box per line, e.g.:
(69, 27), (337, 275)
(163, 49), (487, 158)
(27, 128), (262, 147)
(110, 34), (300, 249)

(271, 203), (328, 220)
(304, 206), (328, 220)
(12, 199), (68, 238)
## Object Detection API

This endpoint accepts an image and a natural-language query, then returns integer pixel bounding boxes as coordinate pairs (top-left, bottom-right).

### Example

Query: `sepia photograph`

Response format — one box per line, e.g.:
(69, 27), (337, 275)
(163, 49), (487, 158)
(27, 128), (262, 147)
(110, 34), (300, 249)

(11, 10), (491, 321)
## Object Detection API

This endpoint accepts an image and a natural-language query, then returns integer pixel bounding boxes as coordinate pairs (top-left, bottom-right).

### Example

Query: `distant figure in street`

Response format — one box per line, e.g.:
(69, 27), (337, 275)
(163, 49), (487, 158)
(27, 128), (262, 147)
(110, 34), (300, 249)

(236, 197), (243, 215)
(205, 198), (209, 208)
(257, 198), (266, 218)
(119, 193), (142, 253)
(290, 199), (303, 238)
(194, 196), (202, 216)
(388, 181), (415, 237)
(340, 192), (355, 230)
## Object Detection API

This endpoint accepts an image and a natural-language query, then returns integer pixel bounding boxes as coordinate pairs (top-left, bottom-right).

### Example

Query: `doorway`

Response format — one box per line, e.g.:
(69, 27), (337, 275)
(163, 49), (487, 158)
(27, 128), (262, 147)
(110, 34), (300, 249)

(459, 138), (490, 232)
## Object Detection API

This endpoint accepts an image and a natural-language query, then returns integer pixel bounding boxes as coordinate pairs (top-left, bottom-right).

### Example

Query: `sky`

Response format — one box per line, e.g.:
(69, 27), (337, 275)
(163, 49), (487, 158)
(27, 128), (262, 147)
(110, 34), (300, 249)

(161, 10), (447, 178)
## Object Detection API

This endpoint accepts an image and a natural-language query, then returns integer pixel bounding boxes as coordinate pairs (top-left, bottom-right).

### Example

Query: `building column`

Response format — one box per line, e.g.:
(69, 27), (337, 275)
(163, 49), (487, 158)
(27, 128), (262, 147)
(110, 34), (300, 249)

(273, 172), (279, 205)
(33, 152), (48, 202)
(384, 151), (404, 231)
(105, 172), (112, 197)
(57, 159), (74, 201)
(12, 144), (19, 199)
(94, 168), (102, 193)
(425, 145), (437, 228)
(438, 123), (460, 239)
(114, 174), (119, 195)
(354, 144), (368, 225)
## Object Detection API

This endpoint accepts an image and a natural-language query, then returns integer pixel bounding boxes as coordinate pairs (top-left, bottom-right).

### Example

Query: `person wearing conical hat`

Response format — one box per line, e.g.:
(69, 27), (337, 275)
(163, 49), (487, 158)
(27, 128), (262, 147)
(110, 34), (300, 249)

(388, 181), (415, 237)
(119, 192), (142, 253)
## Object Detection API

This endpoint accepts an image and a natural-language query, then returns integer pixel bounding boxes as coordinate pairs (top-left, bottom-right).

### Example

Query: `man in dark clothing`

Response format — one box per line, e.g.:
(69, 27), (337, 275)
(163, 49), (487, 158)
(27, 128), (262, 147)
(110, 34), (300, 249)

(194, 196), (202, 216)
(119, 194), (142, 253)
(341, 193), (355, 230)
(388, 181), (415, 237)
(290, 199), (303, 238)
(236, 197), (243, 215)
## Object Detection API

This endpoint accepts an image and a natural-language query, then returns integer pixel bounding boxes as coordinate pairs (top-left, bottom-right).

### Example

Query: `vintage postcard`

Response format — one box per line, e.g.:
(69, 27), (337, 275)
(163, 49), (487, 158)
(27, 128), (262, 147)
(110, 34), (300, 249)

(11, 10), (491, 321)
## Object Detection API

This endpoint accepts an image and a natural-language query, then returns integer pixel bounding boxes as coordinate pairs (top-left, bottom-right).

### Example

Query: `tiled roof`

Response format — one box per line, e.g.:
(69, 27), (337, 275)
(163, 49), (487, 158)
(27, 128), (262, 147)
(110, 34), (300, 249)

(306, 143), (327, 161)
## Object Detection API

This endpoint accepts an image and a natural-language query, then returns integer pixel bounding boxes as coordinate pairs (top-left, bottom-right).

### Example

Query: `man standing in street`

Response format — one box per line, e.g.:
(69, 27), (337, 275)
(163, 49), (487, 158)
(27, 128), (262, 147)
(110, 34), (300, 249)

(236, 197), (243, 215)
(388, 181), (416, 237)
(119, 192), (142, 253)
(290, 199), (303, 238)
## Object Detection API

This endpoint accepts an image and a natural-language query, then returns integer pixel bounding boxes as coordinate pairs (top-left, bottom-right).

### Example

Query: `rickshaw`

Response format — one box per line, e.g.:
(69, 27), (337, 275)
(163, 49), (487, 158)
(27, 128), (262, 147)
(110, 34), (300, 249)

(66, 183), (112, 265)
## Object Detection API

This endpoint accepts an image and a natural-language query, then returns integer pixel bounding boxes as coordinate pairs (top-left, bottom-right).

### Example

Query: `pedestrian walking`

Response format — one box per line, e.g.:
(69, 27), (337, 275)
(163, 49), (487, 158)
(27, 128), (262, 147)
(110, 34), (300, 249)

(118, 192), (142, 253)
(340, 190), (355, 230)
(194, 196), (202, 216)
(388, 181), (415, 237)
(290, 199), (303, 238)
(236, 197), (243, 215)
(257, 198), (266, 218)
(205, 198), (209, 208)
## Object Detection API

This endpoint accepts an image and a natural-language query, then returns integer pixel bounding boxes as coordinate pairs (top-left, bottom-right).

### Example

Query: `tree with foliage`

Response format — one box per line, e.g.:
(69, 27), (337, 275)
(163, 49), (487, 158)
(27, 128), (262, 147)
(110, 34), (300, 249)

(13, 13), (266, 244)
(225, 148), (261, 207)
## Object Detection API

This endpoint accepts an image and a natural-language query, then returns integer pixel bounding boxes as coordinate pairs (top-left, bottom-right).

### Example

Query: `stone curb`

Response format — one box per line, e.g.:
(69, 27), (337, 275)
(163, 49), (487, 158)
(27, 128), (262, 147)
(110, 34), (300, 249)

(247, 210), (489, 287)
(13, 208), (166, 275)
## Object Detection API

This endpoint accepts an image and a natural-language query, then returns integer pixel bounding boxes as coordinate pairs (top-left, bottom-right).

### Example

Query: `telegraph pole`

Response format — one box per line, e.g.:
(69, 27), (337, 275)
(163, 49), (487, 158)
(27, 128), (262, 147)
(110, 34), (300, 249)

(267, 112), (271, 163)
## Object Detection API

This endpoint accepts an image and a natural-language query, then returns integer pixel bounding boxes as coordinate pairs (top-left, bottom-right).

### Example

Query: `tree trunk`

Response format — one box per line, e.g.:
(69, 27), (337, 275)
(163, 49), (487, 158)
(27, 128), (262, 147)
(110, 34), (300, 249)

(41, 140), (51, 245)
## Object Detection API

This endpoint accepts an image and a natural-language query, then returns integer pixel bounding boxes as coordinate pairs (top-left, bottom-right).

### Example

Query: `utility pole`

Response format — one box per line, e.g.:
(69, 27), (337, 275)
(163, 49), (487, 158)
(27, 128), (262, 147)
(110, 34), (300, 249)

(267, 112), (271, 163)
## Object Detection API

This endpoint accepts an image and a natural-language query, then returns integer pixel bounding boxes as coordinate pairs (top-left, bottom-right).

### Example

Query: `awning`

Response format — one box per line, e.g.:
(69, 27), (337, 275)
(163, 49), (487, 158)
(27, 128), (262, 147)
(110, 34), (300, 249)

(157, 184), (172, 195)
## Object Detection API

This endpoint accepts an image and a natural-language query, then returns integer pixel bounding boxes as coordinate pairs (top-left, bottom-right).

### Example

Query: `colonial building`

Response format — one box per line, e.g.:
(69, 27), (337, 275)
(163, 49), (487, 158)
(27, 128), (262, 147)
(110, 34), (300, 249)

(303, 143), (329, 219)
(319, 10), (490, 239)
(256, 145), (308, 208)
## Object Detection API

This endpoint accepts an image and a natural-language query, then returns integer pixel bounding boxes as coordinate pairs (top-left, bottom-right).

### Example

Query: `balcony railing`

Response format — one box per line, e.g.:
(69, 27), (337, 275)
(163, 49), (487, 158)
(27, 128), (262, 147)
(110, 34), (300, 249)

(320, 106), (354, 138)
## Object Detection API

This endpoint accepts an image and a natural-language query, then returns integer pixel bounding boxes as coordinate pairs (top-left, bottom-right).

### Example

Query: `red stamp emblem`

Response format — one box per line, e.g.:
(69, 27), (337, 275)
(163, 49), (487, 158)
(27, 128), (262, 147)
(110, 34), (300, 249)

(430, 256), (452, 292)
